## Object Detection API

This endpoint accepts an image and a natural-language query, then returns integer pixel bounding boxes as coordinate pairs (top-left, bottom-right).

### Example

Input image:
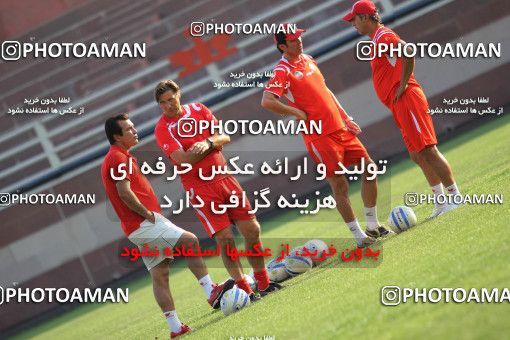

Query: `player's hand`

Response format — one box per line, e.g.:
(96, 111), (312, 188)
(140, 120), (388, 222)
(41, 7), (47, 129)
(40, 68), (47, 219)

(294, 109), (307, 120)
(394, 84), (408, 102)
(345, 119), (362, 135)
(147, 211), (156, 224)
(188, 141), (209, 154)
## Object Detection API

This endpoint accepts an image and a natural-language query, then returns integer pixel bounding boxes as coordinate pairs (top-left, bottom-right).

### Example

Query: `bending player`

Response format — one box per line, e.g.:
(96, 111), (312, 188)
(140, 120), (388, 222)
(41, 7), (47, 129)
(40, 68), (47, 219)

(342, 0), (461, 217)
(102, 114), (235, 338)
(261, 23), (393, 247)
(153, 80), (281, 301)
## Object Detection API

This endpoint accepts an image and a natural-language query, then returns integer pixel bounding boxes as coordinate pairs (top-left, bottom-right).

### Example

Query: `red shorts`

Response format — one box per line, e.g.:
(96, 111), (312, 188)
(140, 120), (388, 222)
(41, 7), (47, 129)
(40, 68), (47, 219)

(390, 85), (437, 152)
(306, 129), (370, 177)
(189, 176), (255, 237)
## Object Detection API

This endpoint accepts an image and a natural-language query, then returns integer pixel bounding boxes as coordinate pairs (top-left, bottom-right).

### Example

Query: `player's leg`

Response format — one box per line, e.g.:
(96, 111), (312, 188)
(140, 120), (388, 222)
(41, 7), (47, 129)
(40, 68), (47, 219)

(150, 259), (174, 312)
(149, 259), (189, 336)
(342, 137), (390, 238)
(395, 86), (460, 215)
(326, 175), (374, 247)
(419, 146), (456, 189)
(360, 160), (393, 237)
(174, 231), (208, 278)
(214, 227), (254, 295)
(409, 150), (442, 186)
(419, 146), (461, 212)
(308, 133), (375, 247)
(409, 150), (446, 217)
(234, 218), (281, 295)
(153, 213), (234, 309)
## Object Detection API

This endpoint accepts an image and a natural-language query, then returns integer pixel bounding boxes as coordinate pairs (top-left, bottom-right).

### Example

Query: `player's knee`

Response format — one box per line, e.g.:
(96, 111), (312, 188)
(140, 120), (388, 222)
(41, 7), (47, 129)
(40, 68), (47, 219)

(419, 146), (438, 162)
(215, 228), (235, 245)
(177, 231), (199, 248)
(151, 264), (169, 281)
(409, 152), (422, 164)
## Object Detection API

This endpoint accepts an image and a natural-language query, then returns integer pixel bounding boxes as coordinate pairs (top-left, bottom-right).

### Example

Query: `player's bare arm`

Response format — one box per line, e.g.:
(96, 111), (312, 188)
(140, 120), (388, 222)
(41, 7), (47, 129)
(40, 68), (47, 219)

(261, 92), (308, 120)
(116, 179), (155, 223)
(327, 88), (362, 135)
(394, 39), (415, 102)
(188, 133), (230, 155)
(170, 133), (229, 164)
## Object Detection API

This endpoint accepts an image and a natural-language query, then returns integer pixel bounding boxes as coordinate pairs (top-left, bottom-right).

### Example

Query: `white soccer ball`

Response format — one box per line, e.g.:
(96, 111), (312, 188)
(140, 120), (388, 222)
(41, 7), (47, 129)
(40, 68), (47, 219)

(387, 206), (417, 233)
(284, 254), (313, 276)
(244, 273), (257, 291)
(266, 258), (290, 282)
(302, 239), (329, 265)
(220, 286), (251, 316)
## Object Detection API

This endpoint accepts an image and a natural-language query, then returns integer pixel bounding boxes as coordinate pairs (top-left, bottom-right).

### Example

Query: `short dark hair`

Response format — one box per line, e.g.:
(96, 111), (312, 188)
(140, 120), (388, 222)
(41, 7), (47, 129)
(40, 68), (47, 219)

(104, 113), (129, 145)
(274, 32), (287, 54)
(154, 80), (180, 103)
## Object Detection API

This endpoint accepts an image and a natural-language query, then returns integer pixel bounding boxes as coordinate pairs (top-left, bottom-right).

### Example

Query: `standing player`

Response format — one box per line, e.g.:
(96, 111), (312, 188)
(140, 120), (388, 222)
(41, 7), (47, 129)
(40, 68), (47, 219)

(153, 80), (281, 300)
(342, 0), (461, 217)
(102, 113), (234, 338)
(261, 24), (392, 247)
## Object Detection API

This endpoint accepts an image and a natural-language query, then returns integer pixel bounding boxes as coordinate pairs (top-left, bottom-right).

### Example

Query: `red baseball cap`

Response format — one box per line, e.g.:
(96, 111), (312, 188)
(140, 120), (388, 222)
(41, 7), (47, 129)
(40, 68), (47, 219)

(342, 0), (377, 21)
(274, 23), (306, 45)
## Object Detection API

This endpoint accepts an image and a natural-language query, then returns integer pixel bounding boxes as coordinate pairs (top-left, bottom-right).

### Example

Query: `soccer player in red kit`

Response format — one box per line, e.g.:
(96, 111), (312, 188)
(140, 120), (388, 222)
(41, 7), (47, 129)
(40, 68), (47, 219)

(101, 114), (236, 338)
(153, 80), (281, 300)
(261, 24), (393, 247)
(343, 0), (461, 217)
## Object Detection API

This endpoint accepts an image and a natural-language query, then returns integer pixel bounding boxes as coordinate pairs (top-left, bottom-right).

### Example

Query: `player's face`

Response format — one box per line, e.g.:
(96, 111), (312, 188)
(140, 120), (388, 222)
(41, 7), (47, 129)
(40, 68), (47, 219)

(282, 37), (303, 58)
(116, 119), (138, 148)
(159, 90), (181, 117)
(351, 15), (368, 35)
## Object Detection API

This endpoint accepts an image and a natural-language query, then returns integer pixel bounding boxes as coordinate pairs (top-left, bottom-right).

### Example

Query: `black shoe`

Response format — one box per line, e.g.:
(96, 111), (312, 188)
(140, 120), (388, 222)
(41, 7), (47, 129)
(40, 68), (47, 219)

(365, 226), (394, 239)
(259, 281), (283, 297)
(249, 293), (261, 303)
(208, 278), (235, 309)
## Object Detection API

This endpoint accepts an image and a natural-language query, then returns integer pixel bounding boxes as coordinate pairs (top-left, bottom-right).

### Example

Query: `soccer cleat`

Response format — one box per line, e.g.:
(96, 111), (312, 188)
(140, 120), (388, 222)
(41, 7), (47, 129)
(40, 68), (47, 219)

(365, 226), (394, 239)
(259, 281), (283, 297)
(356, 235), (376, 248)
(170, 324), (191, 338)
(249, 293), (262, 302)
(208, 278), (235, 309)
(428, 205), (445, 219)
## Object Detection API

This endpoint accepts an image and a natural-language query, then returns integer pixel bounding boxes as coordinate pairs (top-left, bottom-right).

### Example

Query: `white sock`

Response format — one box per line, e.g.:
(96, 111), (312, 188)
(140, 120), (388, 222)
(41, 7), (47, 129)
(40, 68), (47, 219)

(198, 274), (214, 298)
(163, 310), (183, 333)
(364, 206), (380, 231)
(445, 183), (460, 197)
(431, 184), (445, 208)
(346, 219), (367, 239)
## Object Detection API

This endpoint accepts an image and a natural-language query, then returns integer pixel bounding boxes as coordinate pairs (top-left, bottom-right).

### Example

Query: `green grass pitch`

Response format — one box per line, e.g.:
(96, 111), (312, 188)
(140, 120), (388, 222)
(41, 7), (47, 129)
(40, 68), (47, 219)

(14, 115), (510, 339)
